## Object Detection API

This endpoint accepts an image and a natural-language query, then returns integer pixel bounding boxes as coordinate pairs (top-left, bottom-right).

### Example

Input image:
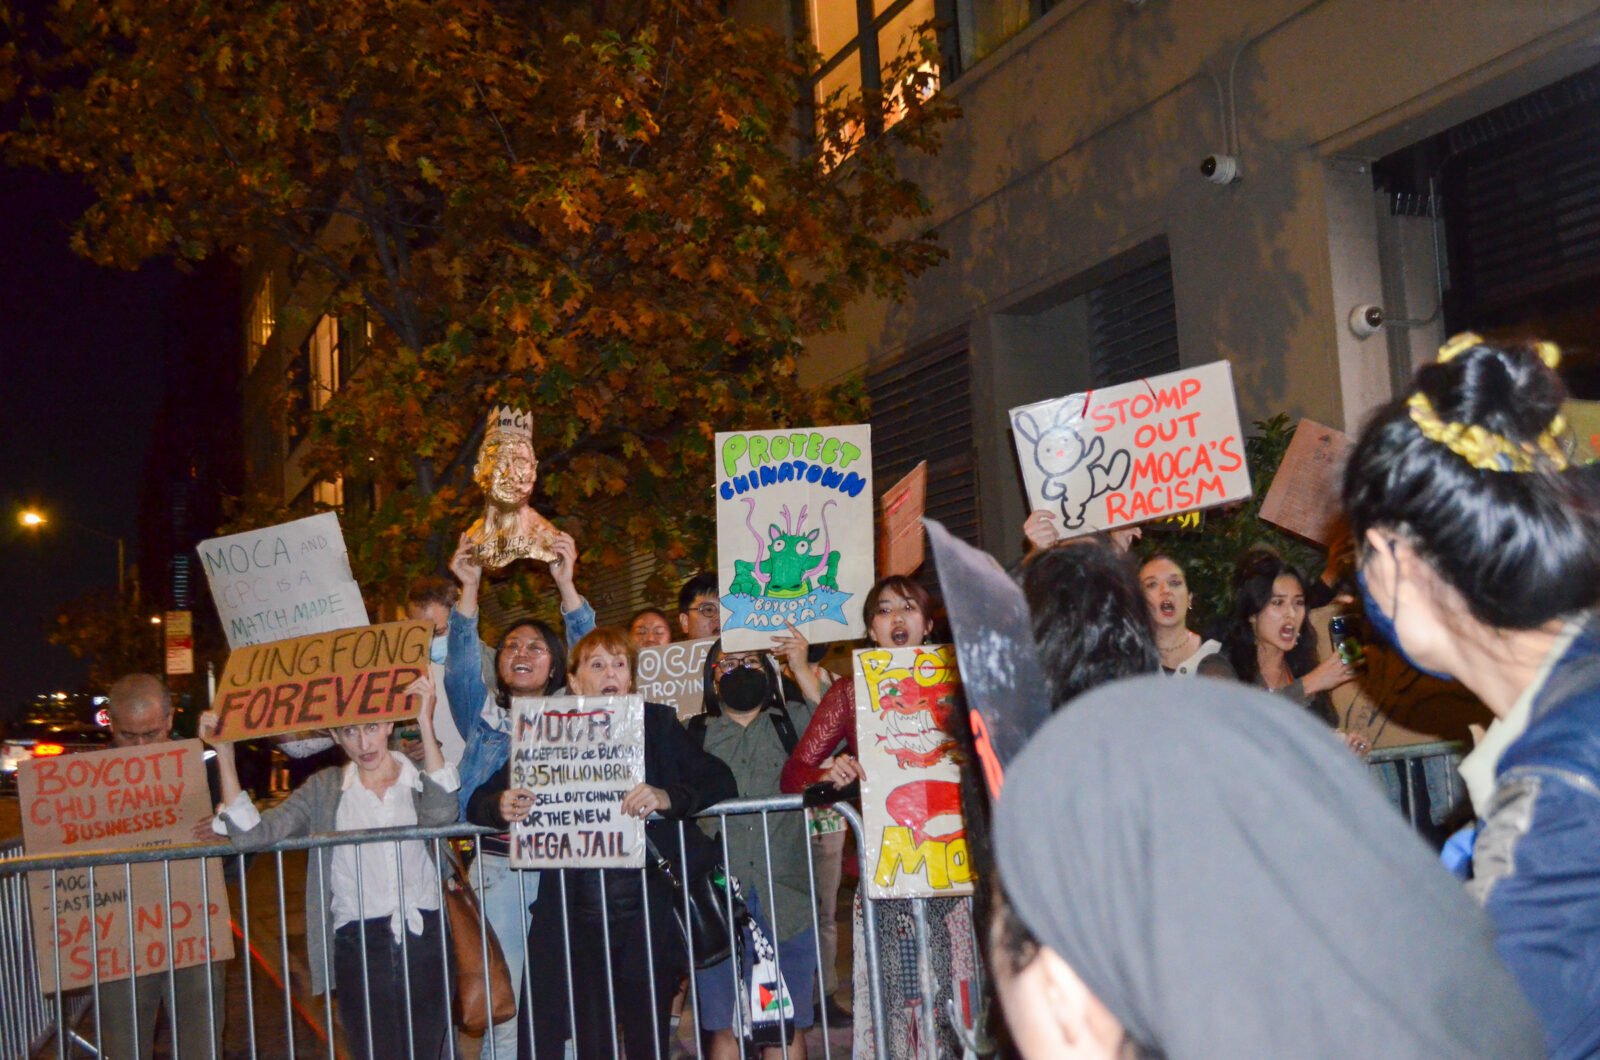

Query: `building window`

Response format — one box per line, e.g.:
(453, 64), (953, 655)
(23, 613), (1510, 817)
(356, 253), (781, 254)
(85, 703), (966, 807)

(247, 274), (276, 373)
(307, 314), (343, 411)
(313, 477), (344, 509)
(1088, 256), (1180, 387)
(803, 0), (943, 147)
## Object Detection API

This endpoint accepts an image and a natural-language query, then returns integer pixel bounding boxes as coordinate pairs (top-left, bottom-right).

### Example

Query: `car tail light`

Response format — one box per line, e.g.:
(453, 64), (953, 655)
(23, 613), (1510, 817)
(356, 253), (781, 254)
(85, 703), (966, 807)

(32, 743), (66, 757)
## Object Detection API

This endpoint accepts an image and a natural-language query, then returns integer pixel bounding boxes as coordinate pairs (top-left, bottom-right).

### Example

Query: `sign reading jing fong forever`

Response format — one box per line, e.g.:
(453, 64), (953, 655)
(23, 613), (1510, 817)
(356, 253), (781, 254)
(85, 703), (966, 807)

(508, 695), (645, 869)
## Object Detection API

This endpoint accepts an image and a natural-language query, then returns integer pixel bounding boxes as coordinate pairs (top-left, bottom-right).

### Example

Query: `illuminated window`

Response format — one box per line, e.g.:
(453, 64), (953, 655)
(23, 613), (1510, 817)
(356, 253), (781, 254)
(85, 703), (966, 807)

(805, 0), (941, 142)
(307, 315), (342, 411)
(247, 274), (276, 372)
(313, 477), (344, 508)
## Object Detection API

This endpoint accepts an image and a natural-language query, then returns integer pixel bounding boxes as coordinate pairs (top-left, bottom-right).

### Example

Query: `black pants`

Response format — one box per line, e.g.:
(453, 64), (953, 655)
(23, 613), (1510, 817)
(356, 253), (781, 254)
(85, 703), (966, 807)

(333, 908), (450, 1060)
(518, 875), (683, 1060)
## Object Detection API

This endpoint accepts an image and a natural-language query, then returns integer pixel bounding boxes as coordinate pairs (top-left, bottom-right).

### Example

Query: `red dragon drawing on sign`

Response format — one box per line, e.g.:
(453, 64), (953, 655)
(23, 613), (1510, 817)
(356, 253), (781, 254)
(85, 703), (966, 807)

(873, 676), (959, 769)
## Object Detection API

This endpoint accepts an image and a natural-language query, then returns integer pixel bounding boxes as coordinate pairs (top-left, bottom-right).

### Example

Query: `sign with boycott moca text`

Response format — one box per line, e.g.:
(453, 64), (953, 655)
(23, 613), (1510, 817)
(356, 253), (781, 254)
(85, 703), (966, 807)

(854, 644), (974, 900)
(199, 512), (369, 649)
(715, 425), (873, 652)
(1009, 361), (1251, 537)
(509, 695), (645, 869)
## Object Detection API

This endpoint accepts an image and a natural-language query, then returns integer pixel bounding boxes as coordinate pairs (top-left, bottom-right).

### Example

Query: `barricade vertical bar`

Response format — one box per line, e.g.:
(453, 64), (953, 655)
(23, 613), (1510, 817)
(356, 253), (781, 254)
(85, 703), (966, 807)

(50, 867), (66, 1060)
(831, 802), (888, 1060)
(200, 847), (218, 1060)
(597, 868), (620, 1057)
(800, 810), (832, 1059)
(1403, 762), (1418, 827)
(558, 870), (578, 1053)
(474, 840), (495, 1058)
(517, 862), (535, 1060)
(759, 809), (790, 1060)
(433, 839), (457, 1060)
(162, 858), (181, 1060)
(638, 858), (661, 1060)
(274, 851), (297, 1060)
(88, 865), (103, 1060)
(395, 840), (416, 1060)
(677, 823), (704, 1060)
(354, 840), (374, 1060)
(238, 851), (259, 1060)
(910, 898), (937, 1058)
(317, 847), (335, 1060)
(124, 862), (140, 1059)
(719, 816), (745, 1048)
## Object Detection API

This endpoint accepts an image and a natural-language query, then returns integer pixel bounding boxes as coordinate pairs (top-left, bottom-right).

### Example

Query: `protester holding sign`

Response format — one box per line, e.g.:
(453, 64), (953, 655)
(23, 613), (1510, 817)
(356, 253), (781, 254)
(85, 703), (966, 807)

(780, 576), (977, 1060)
(1342, 334), (1600, 1058)
(200, 675), (457, 1060)
(467, 628), (736, 1060)
(1136, 554), (1221, 675)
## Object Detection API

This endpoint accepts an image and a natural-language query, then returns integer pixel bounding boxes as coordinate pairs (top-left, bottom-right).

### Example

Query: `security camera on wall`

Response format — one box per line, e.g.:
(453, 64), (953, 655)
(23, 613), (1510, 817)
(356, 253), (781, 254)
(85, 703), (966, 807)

(1348, 304), (1385, 339)
(1200, 154), (1240, 185)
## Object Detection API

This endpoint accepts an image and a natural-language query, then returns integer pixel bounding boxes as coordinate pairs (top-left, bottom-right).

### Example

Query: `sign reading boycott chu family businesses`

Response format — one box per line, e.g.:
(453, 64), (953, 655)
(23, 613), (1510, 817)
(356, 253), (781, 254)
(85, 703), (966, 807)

(210, 620), (432, 741)
(853, 645), (974, 899)
(1009, 361), (1251, 536)
(715, 425), (874, 652)
(199, 512), (370, 649)
(508, 695), (645, 869)
(635, 637), (715, 720)
(21, 740), (233, 992)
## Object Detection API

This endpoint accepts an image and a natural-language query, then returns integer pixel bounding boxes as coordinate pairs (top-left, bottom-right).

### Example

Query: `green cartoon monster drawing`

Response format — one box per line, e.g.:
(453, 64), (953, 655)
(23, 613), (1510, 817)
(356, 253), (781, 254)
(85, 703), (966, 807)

(729, 501), (841, 598)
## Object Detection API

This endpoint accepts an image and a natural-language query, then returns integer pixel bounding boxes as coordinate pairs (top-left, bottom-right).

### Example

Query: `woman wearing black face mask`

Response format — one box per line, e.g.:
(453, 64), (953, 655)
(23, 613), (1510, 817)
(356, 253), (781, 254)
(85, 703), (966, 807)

(688, 644), (819, 1056)
(1343, 333), (1600, 1059)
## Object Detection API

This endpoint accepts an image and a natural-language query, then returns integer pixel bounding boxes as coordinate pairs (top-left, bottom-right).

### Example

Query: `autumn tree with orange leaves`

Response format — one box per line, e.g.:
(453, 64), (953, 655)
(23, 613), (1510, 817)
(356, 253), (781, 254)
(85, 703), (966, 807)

(3, 0), (953, 613)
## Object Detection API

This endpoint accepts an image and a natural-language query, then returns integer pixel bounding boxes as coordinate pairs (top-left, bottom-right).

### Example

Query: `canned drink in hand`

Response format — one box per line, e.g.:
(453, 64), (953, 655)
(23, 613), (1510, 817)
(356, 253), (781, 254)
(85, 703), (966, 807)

(1329, 614), (1366, 667)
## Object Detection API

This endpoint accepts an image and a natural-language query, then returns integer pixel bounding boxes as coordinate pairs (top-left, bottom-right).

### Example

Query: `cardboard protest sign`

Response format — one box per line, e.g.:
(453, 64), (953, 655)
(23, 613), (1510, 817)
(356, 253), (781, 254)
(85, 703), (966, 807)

(854, 645), (973, 899)
(210, 620), (431, 741)
(199, 512), (369, 650)
(164, 610), (195, 676)
(878, 461), (928, 578)
(635, 638), (714, 720)
(715, 426), (874, 652)
(1259, 419), (1352, 546)
(21, 740), (233, 992)
(1009, 361), (1250, 536)
(508, 695), (646, 869)
(1563, 399), (1600, 464)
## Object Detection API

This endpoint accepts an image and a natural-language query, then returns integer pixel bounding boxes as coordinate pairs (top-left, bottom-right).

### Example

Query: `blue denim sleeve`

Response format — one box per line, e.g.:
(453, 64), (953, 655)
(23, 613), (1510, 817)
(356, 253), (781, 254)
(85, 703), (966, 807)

(445, 607), (488, 735)
(563, 595), (596, 649)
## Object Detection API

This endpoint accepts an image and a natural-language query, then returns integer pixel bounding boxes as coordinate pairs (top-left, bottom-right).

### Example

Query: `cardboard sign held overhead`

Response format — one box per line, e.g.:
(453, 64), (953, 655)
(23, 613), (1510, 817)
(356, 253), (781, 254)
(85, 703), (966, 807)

(878, 462), (928, 578)
(211, 620), (432, 741)
(1258, 419), (1352, 546)
(715, 426), (874, 652)
(21, 740), (233, 992)
(198, 513), (369, 650)
(508, 695), (646, 869)
(635, 638), (715, 721)
(854, 644), (973, 899)
(1009, 361), (1251, 537)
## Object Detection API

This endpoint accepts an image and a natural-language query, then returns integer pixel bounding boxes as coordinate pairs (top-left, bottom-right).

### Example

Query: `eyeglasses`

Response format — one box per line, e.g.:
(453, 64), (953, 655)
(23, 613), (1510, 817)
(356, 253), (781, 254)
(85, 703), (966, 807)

(713, 655), (765, 676)
(688, 603), (721, 619)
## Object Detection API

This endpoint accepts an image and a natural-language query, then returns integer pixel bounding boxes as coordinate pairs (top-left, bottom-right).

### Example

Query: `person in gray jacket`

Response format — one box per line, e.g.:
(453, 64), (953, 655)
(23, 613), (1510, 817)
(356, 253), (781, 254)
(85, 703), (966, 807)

(200, 675), (459, 1060)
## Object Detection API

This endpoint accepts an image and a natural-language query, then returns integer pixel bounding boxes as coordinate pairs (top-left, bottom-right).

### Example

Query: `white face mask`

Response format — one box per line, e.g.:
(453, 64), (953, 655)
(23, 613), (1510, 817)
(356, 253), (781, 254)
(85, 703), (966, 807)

(430, 634), (449, 664)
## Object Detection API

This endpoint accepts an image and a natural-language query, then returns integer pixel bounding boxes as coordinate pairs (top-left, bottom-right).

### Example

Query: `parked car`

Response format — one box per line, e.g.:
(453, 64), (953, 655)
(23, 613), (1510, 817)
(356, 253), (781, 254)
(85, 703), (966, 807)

(0, 715), (112, 791)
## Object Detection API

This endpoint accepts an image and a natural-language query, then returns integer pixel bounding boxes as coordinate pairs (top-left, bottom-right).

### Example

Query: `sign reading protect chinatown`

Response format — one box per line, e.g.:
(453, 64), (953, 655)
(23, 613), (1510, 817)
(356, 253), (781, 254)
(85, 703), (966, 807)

(715, 425), (874, 652)
(1009, 361), (1251, 536)
(209, 620), (432, 741)
(21, 740), (233, 992)
(853, 644), (973, 899)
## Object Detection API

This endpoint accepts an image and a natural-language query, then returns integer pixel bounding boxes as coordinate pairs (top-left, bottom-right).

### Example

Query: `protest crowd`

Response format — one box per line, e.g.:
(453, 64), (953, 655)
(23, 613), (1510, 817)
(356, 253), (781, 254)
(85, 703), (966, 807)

(8, 332), (1599, 1060)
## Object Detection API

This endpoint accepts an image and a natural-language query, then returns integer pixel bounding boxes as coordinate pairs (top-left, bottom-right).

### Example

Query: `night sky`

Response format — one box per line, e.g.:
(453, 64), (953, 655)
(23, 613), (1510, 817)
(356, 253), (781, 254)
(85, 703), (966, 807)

(0, 166), (176, 717)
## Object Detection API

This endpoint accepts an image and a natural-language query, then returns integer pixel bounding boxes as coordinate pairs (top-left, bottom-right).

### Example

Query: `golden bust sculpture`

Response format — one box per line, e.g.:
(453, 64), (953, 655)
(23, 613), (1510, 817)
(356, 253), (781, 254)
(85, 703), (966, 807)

(464, 407), (559, 569)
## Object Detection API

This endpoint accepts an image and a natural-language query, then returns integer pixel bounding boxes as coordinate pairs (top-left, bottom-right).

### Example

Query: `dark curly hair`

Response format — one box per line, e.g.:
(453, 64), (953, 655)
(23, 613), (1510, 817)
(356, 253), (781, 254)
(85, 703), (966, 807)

(1220, 550), (1317, 684)
(1343, 336), (1600, 629)
(1022, 541), (1158, 708)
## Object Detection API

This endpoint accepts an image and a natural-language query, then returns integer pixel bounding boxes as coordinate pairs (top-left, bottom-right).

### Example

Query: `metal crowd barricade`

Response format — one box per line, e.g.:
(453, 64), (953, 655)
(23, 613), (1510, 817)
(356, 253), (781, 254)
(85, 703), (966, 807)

(1366, 739), (1470, 841)
(0, 795), (980, 1060)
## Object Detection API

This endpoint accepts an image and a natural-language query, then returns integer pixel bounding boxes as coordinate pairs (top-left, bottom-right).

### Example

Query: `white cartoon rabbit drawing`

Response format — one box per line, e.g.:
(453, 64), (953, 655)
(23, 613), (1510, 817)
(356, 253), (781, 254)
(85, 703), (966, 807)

(1014, 403), (1131, 530)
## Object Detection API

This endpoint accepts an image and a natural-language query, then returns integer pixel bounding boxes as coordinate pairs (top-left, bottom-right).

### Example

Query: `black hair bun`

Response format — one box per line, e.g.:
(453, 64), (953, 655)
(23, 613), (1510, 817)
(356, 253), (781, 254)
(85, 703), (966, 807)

(1416, 338), (1566, 446)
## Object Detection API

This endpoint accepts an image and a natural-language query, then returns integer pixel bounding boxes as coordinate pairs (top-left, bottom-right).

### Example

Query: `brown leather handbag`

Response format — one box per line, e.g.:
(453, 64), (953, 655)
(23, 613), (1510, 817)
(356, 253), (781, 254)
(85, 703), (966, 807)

(441, 844), (517, 1034)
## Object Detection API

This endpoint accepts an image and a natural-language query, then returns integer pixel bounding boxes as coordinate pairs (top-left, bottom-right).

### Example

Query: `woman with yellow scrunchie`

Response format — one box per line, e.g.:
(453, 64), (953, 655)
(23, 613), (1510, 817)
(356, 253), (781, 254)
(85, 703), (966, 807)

(1342, 333), (1600, 1060)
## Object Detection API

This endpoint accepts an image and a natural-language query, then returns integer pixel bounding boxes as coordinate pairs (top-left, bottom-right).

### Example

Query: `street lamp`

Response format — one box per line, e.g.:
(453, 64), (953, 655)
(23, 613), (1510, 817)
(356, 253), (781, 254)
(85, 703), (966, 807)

(18, 508), (126, 597)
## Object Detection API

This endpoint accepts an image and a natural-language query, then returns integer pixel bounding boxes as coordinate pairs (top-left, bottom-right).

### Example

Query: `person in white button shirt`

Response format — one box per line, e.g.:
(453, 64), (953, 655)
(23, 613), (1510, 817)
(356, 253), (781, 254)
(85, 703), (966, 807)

(200, 675), (460, 1060)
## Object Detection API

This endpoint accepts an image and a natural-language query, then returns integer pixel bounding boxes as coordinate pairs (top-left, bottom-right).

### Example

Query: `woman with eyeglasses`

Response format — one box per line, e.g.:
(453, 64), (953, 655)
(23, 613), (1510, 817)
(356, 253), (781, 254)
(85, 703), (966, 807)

(199, 680), (457, 1060)
(469, 627), (737, 1060)
(1342, 333), (1600, 1058)
(780, 575), (976, 1059)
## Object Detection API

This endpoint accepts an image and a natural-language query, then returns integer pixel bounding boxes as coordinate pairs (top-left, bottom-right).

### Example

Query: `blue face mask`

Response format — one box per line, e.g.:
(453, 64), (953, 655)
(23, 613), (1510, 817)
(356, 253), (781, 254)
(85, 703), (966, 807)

(429, 634), (449, 665)
(1356, 567), (1453, 682)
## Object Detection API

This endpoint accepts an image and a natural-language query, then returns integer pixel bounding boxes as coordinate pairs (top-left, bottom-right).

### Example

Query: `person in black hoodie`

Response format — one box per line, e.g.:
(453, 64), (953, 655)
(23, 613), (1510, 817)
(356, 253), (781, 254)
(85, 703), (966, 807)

(468, 626), (736, 1060)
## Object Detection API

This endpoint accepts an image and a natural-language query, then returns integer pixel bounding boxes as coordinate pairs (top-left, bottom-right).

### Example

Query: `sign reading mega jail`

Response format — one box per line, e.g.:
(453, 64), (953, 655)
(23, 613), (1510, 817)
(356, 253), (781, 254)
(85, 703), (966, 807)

(1009, 361), (1251, 536)
(508, 695), (645, 869)
(21, 740), (233, 992)
(210, 620), (432, 741)
(198, 512), (370, 649)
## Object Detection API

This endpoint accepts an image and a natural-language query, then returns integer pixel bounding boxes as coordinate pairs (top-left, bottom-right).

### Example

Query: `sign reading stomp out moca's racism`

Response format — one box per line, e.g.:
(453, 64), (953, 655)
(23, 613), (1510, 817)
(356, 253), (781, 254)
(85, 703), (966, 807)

(853, 645), (974, 900)
(508, 695), (645, 869)
(198, 513), (370, 650)
(715, 426), (874, 653)
(1009, 362), (1251, 537)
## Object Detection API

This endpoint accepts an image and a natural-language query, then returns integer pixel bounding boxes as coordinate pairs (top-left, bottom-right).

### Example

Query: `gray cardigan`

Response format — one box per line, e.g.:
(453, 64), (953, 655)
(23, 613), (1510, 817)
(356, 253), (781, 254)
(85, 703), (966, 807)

(221, 762), (460, 995)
